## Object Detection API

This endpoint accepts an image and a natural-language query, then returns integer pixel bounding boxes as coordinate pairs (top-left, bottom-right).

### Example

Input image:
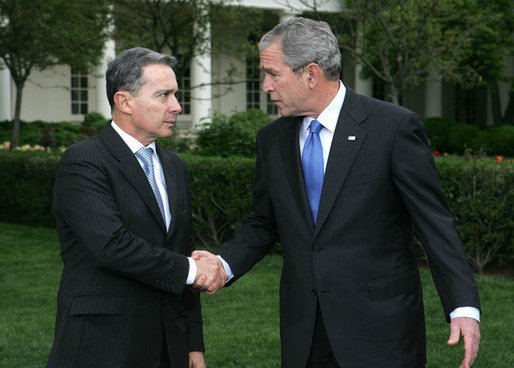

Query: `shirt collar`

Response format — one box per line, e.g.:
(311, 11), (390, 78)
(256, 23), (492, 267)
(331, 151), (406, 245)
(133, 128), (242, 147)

(302, 80), (346, 134)
(111, 121), (157, 154)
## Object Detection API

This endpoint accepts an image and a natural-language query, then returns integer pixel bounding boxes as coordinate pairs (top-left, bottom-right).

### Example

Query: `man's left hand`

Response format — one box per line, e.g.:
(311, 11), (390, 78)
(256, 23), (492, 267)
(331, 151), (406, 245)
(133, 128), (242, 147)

(447, 317), (480, 368)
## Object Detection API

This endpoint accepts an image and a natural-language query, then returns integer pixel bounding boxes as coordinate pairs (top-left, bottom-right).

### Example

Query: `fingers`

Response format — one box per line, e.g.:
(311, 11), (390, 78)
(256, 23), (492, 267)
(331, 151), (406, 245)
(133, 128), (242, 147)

(193, 250), (227, 294)
(448, 317), (480, 368)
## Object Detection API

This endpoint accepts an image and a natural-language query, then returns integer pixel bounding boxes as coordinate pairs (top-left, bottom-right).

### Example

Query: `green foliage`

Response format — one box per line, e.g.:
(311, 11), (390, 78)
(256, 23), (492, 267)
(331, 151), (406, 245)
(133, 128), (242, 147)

(0, 151), (60, 227)
(478, 125), (514, 157)
(423, 118), (514, 155)
(0, 120), (84, 148)
(436, 156), (514, 273)
(194, 109), (271, 157)
(81, 112), (108, 137)
(183, 154), (255, 247)
(0, 150), (512, 271)
(446, 124), (481, 154)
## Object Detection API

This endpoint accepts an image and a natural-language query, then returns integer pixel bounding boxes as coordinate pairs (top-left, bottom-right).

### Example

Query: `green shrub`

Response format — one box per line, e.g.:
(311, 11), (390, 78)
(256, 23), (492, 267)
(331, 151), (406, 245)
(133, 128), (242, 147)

(423, 117), (457, 153)
(183, 153), (255, 247)
(0, 120), (83, 148)
(446, 124), (481, 154)
(81, 112), (109, 136)
(436, 156), (514, 273)
(1, 150), (512, 272)
(477, 125), (514, 156)
(0, 151), (60, 227)
(194, 109), (271, 157)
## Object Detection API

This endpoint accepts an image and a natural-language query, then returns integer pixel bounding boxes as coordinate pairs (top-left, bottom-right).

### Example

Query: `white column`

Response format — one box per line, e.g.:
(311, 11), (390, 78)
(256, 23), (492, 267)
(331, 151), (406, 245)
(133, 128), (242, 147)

(0, 66), (12, 121)
(95, 39), (116, 118)
(191, 22), (213, 128)
(424, 70), (442, 118)
(354, 64), (373, 97)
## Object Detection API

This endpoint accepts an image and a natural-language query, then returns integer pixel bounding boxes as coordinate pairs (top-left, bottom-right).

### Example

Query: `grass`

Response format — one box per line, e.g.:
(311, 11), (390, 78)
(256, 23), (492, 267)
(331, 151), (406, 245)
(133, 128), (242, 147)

(1, 223), (513, 367)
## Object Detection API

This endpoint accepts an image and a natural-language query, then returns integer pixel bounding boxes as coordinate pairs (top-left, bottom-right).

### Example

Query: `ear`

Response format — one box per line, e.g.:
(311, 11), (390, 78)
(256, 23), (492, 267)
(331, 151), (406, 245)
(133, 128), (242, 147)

(113, 91), (133, 114)
(305, 63), (321, 89)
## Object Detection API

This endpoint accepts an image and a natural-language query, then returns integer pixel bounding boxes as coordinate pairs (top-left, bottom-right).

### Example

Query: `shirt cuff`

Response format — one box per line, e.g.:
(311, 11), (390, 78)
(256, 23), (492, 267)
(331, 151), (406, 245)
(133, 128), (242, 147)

(186, 257), (197, 285)
(216, 255), (234, 283)
(450, 306), (480, 323)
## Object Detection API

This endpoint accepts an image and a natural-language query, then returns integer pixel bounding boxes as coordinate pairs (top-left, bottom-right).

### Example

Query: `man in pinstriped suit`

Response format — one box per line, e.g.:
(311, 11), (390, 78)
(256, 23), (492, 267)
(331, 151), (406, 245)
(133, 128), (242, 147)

(47, 47), (225, 368)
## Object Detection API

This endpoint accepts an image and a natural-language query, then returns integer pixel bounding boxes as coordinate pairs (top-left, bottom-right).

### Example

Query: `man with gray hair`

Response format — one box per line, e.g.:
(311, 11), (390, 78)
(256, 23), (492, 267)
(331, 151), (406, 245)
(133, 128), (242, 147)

(48, 47), (225, 367)
(195, 17), (480, 368)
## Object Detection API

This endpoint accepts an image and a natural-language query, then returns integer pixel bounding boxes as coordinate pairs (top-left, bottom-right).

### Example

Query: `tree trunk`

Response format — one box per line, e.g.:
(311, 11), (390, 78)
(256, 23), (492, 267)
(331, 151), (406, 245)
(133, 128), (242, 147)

(389, 83), (400, 105)
(10, 80), (24, 150)
(502, 86), (514, 125)
(488, 76), (502, 126)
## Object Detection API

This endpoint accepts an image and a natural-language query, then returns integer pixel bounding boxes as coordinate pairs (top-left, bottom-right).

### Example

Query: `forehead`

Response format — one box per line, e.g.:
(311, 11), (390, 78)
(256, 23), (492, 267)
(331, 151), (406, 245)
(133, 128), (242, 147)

(260, 42), (290, 71)
(141, 63), (177, 88)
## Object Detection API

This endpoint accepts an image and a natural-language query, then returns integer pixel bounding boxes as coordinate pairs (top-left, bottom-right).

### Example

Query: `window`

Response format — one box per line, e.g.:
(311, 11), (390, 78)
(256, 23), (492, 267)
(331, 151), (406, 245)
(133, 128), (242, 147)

(246, 56), (261, 110)
(71, 69), (88, 115)
(246, 55), (278, 115)
(177, 65), (191, 115)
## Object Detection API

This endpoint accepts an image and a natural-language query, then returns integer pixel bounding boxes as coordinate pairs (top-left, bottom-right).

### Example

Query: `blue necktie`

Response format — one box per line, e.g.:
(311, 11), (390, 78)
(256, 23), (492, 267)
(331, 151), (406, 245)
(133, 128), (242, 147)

(135, 147), (166, 221)
(302, 119), (324, 224)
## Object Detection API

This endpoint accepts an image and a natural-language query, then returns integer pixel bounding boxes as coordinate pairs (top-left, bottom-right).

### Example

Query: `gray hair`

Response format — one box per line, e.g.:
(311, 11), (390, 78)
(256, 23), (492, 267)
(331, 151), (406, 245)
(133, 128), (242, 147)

(259, 17), (341, 80)
(106, 47), (178, 110)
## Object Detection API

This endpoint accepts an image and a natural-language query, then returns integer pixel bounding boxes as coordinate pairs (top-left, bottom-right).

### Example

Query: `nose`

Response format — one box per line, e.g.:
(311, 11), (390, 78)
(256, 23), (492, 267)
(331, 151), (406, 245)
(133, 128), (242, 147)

(170, 95), (182, 114)
(262, 74), (274, 93)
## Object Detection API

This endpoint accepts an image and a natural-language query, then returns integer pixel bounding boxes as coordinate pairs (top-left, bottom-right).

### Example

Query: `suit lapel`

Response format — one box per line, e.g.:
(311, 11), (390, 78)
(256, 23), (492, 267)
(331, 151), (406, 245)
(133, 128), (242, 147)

(278, 116), (314, 229)
(100, 124), (167, 231)
(315, 89), (368, 235)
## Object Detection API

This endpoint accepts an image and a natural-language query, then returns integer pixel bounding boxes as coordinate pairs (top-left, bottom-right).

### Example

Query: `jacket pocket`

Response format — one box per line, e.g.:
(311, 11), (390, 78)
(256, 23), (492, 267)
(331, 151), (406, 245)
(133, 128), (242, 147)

(69, 295), (125, 316)
(368, 269), (417, 300)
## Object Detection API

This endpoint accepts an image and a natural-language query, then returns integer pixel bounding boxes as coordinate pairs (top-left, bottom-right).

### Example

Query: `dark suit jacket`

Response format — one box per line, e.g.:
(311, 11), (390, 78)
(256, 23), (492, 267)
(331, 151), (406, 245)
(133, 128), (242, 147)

(218, 88), (480, 368)
(47, 123), (202, 368)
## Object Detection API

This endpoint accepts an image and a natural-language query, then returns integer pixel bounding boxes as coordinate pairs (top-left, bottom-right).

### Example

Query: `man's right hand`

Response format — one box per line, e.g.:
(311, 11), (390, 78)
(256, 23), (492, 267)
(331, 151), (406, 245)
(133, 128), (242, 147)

(192, 250), (227, 294)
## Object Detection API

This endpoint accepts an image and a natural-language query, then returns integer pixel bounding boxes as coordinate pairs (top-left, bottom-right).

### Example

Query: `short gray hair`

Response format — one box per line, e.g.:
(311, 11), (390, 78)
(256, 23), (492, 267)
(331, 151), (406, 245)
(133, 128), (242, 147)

(106, 47), (178, 110)
(259, 17), (341, 80)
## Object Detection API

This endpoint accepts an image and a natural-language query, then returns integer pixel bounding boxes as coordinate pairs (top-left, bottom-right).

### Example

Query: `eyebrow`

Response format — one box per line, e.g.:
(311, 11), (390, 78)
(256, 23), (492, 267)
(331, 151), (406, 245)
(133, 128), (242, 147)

(155, 88), (177, 96)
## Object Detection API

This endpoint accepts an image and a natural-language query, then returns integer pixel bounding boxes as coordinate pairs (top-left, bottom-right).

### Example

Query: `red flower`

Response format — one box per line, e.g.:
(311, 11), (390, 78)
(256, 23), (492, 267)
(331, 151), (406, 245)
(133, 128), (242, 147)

(434, 151), (441, 156)
(496, 156), (503, 163)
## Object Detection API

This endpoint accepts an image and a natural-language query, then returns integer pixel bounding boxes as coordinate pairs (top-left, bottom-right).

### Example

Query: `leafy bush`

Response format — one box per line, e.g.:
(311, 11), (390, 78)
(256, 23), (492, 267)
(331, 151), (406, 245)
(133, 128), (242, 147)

(1, 150), (512, 272)
(0, 120), (83, 148)
(423, 117), (456, 154)
(0, 151), (60, 227)
(194, 109), (271, 157)
(436, 156), (514, 273)
(478, 125), (514, 156)
(423, 117), (514, 156)
(81, 112), (109, 136)
(446, 124), (481, 154)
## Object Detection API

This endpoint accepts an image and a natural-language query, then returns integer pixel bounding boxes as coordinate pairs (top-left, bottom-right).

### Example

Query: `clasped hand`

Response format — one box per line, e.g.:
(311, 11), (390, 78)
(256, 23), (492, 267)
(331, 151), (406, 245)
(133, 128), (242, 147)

(192, 250), (226, 294)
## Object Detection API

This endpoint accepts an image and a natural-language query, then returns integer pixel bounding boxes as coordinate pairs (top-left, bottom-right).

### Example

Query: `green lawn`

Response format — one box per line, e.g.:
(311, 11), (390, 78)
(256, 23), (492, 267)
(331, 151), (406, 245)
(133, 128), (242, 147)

(1, 222), (513, 367)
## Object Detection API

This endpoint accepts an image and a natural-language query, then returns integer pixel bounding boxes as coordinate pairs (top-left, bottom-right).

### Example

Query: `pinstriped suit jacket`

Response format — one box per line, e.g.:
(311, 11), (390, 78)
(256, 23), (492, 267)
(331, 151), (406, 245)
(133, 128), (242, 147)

(47, 123), (202, 368)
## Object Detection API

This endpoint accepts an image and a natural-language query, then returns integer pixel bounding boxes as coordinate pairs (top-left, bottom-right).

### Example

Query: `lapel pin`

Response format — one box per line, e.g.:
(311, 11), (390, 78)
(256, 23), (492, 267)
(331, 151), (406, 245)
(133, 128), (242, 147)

(348, 136), (357, 141)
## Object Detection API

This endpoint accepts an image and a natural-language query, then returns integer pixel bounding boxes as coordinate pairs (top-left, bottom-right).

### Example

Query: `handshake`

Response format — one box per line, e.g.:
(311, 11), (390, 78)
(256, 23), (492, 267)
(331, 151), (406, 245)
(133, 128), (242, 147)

(192, 250), (227, 294)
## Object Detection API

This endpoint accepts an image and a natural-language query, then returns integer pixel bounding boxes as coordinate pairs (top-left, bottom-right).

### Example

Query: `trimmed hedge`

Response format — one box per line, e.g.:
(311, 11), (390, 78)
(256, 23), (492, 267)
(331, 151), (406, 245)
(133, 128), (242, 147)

(423, 117), (514, 156)
(0, 151), (512, 273)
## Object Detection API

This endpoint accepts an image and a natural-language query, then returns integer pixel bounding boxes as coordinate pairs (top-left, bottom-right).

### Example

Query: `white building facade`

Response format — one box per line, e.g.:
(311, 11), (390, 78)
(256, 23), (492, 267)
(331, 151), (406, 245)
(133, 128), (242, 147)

(0, 0), (512, 128)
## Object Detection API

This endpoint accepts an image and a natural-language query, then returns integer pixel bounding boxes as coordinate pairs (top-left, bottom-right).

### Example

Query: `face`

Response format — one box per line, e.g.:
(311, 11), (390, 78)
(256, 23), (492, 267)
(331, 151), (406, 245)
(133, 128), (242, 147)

(128, 63), (182, 146)
(260, 42), (311, 117)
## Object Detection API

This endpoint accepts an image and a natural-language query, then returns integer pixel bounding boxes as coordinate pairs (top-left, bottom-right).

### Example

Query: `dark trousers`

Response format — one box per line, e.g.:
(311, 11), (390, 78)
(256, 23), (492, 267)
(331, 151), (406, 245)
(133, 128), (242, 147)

(159, 337), (170, 368)
(306, 304), (340, 368)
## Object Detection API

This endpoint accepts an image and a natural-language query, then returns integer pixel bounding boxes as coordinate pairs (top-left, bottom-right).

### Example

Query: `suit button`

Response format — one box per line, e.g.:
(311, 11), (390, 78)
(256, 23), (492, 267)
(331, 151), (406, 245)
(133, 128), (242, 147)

(311, 288), (317, 295)
(313, 248), (320, 254)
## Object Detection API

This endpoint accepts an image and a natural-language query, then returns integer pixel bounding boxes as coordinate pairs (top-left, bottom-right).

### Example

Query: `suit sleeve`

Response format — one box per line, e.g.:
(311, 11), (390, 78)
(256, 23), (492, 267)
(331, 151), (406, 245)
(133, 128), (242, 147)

(217, 130), (279, 283)
(390, 112), (480, 319)
(53, 144), (190, 295)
